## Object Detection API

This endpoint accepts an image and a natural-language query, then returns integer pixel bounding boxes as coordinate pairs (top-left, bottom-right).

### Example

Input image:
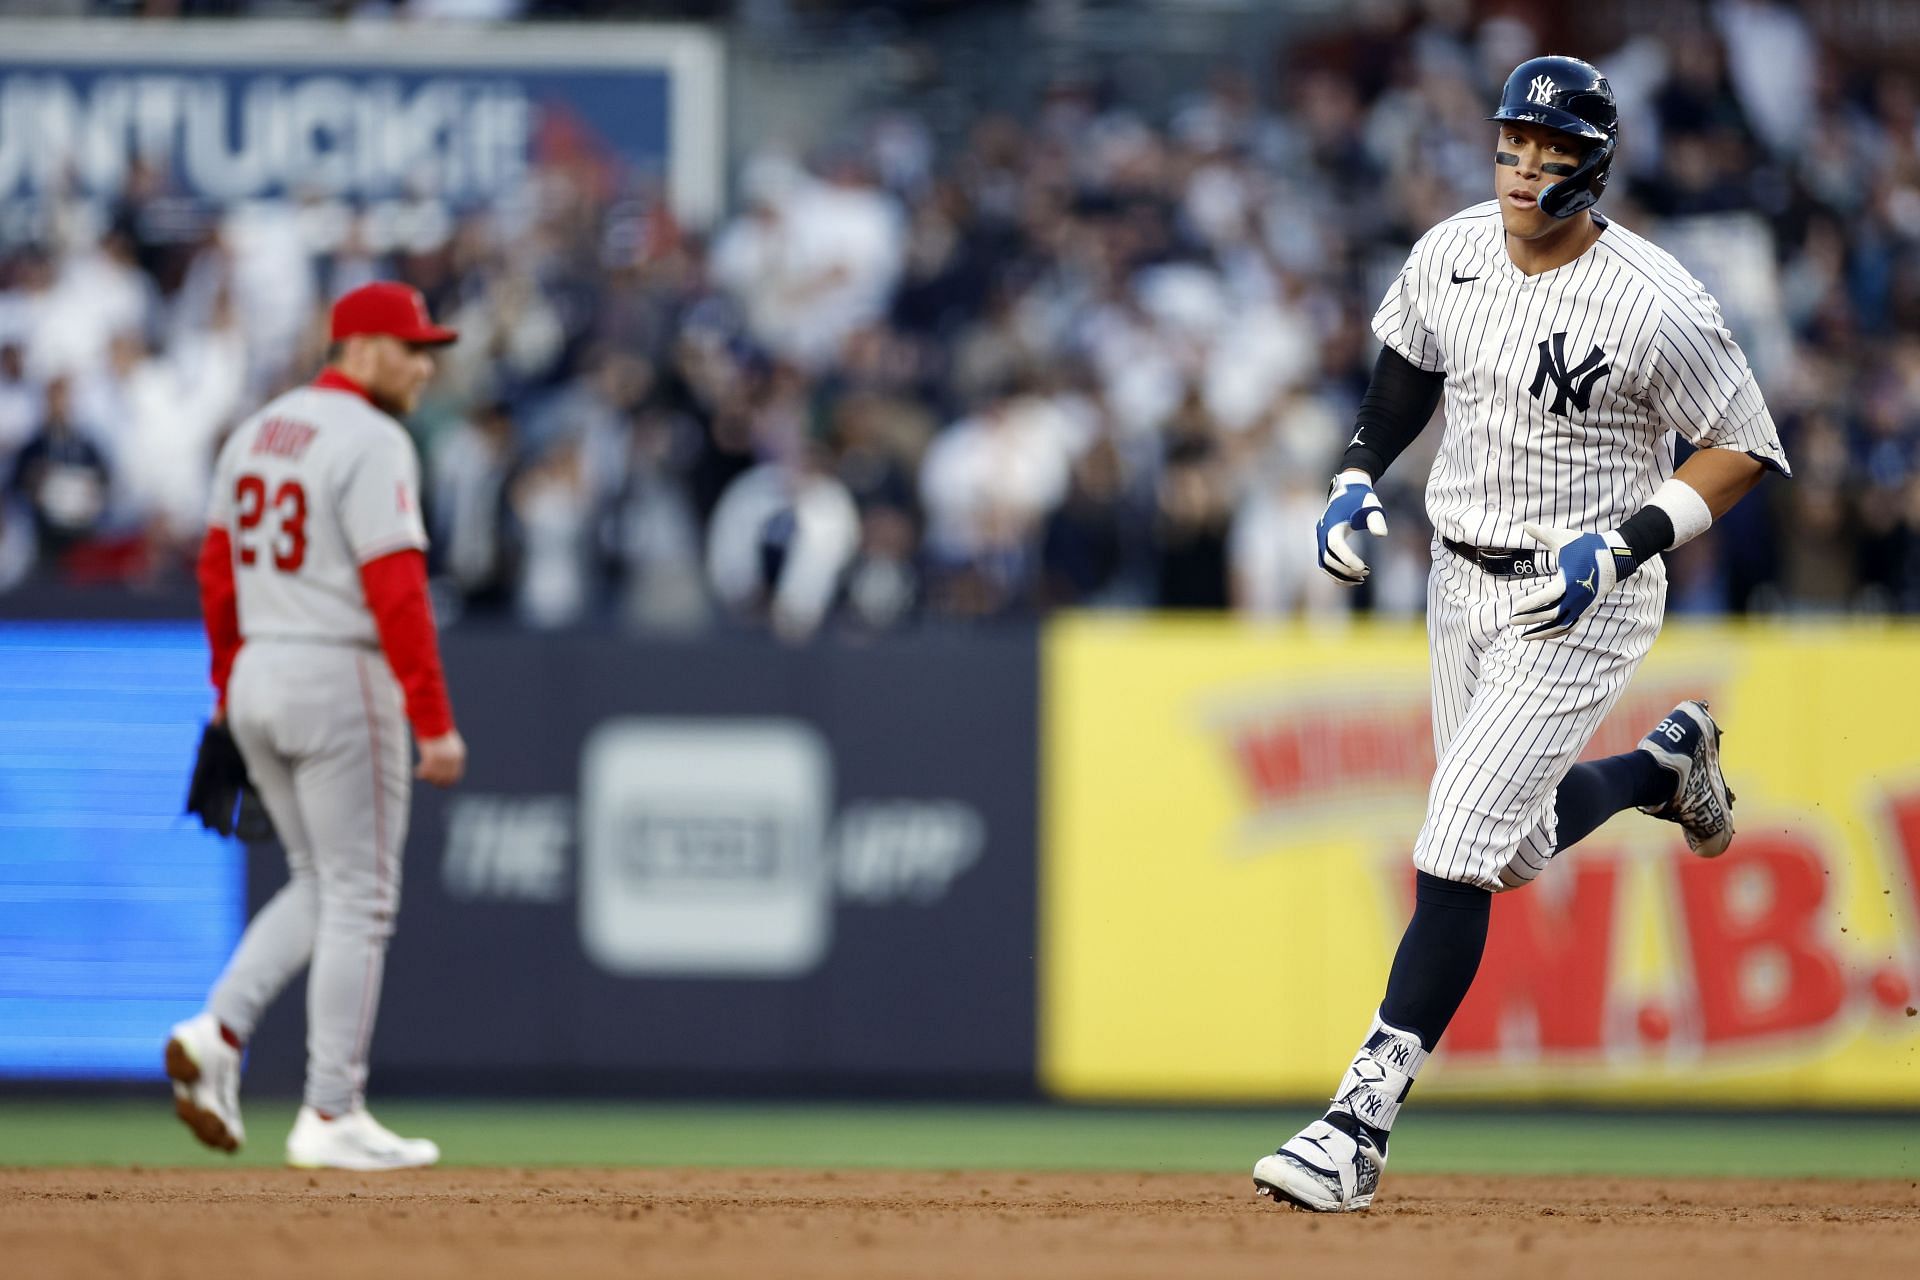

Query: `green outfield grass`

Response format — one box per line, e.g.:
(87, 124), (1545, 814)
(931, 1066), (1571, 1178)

(1, 1101), (1915, 1177)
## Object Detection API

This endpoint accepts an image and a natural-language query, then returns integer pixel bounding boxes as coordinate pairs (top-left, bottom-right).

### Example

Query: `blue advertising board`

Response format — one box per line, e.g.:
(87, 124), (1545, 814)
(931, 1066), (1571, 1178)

(0, 623), (243, 1080)
(0, 20), (723, 221)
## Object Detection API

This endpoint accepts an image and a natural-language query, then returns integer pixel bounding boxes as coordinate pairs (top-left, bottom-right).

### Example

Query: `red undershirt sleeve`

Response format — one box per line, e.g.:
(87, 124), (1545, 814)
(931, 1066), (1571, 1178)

(358, 548), (456, 740)
(196, 527), (242, 709)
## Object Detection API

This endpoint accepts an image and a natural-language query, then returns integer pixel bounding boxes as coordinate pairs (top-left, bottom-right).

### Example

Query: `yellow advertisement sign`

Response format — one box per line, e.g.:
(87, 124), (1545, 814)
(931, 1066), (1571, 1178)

(1040, 616), (1920, 1105)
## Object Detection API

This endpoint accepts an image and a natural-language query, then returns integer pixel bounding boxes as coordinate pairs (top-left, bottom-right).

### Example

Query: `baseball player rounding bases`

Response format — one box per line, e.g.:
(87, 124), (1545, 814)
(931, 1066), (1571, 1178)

(1252, 56), (1790, 1212)
(167, 282), (466, 1171)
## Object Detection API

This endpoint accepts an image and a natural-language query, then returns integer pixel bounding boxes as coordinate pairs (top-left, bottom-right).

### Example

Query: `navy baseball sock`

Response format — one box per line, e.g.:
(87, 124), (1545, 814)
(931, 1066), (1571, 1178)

(1379, 871), (1491, 1053)
(1553, 752), (1675, 852)
(1327, 873), (1489, 1151)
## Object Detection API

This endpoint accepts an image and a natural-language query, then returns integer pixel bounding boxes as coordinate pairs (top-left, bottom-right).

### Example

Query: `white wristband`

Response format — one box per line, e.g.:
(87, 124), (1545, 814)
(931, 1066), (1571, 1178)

(1648, 477), (1712, 548)
(1334, 467), (1373, 487)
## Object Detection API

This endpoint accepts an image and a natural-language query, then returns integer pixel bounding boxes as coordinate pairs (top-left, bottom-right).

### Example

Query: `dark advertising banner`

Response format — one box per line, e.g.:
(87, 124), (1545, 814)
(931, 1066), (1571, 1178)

(0, 20), (724, 223)
(241, 628), (1040, 1095)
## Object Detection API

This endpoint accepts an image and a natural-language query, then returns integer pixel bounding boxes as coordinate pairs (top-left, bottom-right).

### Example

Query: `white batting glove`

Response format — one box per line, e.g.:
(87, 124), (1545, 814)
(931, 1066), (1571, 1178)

(1509, 522), (1636, 639)
(1315, 470), (1389, 585)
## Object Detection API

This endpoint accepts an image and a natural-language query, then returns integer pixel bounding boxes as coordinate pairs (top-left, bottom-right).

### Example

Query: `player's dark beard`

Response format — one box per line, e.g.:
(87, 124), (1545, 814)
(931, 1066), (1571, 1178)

(368, 385), (410, 419)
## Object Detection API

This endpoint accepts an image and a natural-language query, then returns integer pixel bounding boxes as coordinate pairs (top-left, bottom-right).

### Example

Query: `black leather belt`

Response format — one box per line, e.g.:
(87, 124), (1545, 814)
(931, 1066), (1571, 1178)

(1442, 537), (1545, 578)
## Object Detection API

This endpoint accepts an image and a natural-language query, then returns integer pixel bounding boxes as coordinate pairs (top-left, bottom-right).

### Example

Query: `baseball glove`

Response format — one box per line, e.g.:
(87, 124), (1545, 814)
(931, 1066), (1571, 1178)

(184, 721), (274, 842)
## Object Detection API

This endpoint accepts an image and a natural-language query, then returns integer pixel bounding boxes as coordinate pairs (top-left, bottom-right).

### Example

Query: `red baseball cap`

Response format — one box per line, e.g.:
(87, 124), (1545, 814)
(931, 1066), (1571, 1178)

(329, 282), (459, 347)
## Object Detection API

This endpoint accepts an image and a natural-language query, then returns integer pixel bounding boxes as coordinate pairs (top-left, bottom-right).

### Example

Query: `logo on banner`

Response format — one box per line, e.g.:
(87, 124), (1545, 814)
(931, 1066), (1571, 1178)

(573, 718), (987, 978)
(579, 720), (832, 977)
(0, 71), (538, 201)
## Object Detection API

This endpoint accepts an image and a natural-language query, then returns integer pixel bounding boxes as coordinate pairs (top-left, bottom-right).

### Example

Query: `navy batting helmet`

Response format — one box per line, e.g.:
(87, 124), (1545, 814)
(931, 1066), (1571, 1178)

(1488, 55), (1618, 219)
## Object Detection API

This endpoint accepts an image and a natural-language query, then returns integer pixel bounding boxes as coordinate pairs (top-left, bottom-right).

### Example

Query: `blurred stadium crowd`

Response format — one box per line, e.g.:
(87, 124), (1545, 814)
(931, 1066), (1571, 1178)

(3, 1), (1918, 632)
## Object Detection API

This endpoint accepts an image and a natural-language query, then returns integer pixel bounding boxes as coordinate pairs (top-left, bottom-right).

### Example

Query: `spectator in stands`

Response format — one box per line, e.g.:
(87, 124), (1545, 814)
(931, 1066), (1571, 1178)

(510, 439), (594, 629)
(828, 387), (928, 628)
(920, 384), (1074, 618)
(710, 151), (906, 373)
(0, 342), (38, 468)
(431, 399), (521, 618)
(1153, 431), (1232, 610)
(610, 403), (710, 636)
(8, 377), (112, 565)
(707, 439), (861, 643)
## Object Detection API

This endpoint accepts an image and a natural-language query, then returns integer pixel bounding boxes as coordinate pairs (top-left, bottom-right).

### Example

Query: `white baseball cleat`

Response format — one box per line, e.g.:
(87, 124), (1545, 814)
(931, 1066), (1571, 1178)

(1638, 699), (1735, 857)
(286, 1106), (440, 1171)
(1253, 1109), (1386, 1212)
(165, 1012), (245, 1154)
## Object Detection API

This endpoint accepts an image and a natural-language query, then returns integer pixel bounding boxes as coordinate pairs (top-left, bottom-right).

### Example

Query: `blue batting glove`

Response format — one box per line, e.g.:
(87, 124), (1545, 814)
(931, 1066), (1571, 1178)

(1509, 522), (1635, 639)
(1316, 470), (1389, 585)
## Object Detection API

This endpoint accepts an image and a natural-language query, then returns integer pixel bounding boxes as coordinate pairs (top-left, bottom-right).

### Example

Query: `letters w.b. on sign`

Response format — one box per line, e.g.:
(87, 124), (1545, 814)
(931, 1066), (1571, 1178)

(1441, 832), (1868, 1061)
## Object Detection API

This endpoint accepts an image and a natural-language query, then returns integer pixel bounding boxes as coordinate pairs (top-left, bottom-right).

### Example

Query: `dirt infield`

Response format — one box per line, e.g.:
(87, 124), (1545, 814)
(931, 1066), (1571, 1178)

(4, 1169), (1916, 1280)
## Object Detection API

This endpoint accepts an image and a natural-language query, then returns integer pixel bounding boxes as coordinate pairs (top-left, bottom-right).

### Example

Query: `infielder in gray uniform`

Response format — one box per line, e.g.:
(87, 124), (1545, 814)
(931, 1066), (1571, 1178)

(1252, 56), (1790, 1212)
(168, 282), (467, 1171)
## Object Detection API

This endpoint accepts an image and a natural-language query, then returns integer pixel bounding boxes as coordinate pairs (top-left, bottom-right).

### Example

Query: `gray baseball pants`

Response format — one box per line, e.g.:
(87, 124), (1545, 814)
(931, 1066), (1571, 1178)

(205, 639), (411, 1116)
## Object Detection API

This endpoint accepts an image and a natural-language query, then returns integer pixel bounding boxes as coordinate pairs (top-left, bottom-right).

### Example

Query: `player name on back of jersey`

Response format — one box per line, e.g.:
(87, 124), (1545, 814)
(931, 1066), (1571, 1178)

(252, 418), (320, 461)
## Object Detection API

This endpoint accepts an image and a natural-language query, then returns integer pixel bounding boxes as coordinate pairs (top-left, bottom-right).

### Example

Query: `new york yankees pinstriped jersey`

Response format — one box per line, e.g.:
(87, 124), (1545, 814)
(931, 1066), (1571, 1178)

(1373, 200), (1791, 549)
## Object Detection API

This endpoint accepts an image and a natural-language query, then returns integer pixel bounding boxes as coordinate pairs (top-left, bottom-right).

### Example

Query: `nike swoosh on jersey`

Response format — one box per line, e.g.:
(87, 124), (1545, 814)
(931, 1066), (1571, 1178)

(1450, 270), (1480, 284)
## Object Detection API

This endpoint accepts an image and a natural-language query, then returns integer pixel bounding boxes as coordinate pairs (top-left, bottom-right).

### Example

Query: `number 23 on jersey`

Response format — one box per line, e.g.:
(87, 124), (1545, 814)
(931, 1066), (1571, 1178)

(234, 474), (309, 572)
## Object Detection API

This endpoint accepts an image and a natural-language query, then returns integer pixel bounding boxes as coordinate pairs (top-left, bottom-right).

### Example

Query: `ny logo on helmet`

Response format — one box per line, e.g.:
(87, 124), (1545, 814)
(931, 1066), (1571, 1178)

(1529, 332), (1611, 416)
(1528, 75), (1557, 106)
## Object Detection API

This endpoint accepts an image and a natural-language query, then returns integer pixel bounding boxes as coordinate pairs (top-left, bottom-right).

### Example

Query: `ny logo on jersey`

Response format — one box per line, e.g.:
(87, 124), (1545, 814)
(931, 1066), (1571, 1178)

(1528, 75), (1557, 106)
(1529, 332), (1611, 417)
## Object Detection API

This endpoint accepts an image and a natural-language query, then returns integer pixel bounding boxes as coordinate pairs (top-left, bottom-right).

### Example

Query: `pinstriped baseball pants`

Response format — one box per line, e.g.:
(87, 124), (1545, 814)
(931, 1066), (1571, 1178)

(1412, 539), (1667, 891)
(207, 640), (411, 1115)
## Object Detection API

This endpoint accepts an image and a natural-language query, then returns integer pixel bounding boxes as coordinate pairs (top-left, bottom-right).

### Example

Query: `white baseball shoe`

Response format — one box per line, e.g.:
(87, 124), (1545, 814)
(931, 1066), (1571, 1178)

(165, 1012), (245, 1154)
(1638, 699), (1735, 857)
(286, 1106), (440, 1171)
(1253, 1108), (1386, 1212)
